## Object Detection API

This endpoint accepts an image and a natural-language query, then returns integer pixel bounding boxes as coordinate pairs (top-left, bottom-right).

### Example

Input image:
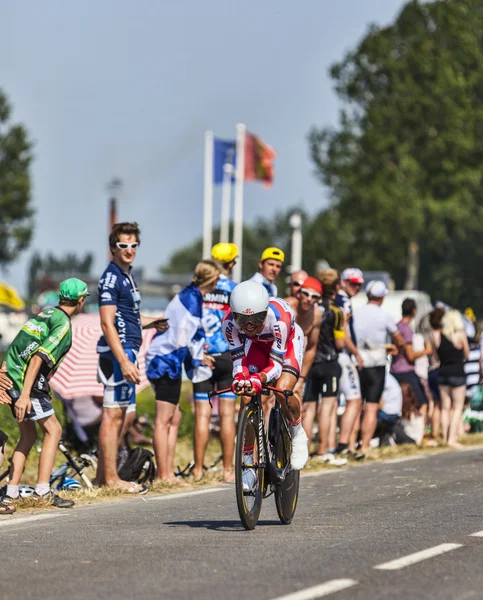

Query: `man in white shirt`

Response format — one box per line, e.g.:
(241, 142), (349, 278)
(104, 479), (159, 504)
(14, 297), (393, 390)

(248, 247), (284, 297)
(353, 280), (404, 455)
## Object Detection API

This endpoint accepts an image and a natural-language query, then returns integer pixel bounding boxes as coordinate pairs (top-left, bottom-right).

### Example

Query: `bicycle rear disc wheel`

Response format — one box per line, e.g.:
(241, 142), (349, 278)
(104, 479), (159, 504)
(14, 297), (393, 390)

(235, 403), (264, 530)
(274, 428), (300, 525)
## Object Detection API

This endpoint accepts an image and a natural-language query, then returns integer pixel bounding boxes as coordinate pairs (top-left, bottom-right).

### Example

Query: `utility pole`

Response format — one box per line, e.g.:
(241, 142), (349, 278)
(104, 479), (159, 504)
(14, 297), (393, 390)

(107, 178), (122, 260)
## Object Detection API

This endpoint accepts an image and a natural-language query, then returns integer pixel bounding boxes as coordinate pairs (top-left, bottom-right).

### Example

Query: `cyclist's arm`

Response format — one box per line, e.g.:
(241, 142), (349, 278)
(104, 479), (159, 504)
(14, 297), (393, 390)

(222, 315), (246, 375)
(260, 320), (289, 381)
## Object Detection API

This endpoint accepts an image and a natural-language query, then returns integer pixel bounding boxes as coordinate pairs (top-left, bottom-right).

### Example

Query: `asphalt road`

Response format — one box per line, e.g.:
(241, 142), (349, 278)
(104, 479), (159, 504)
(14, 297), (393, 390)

(3, 448), (483, 600)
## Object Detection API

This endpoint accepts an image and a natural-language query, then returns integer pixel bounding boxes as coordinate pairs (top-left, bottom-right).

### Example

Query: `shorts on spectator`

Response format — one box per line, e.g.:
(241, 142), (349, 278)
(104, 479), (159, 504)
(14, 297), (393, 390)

(193, 351), (236, 401)
(392, 370), (428, 406)
(437, 374), (466, 388)
(98, 349), (138, 409)
(338, 353), (361, 401)
(428, 369), (440, 402)
(8, 388), (54, 422)
(360, 366), (386, 404)
(305, 360), (341, 402)
(150, 374), (182, 405)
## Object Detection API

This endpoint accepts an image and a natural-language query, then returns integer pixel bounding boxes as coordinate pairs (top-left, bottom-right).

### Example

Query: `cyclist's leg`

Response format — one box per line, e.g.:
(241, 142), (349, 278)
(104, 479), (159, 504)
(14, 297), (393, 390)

(192, 376), (214, 480)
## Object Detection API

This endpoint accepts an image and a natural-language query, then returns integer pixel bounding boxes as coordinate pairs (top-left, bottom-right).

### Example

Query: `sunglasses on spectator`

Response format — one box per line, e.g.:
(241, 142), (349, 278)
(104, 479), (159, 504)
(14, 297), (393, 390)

(291, 281), (304, 288)
(300, 289), (321, 301)
(116, 242), (139, 250)
(347, 280), (362, 287)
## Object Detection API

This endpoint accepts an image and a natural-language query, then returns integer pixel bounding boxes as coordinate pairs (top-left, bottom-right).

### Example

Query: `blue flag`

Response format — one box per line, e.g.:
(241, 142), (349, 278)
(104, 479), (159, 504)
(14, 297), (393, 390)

(213, 138), (236, 185)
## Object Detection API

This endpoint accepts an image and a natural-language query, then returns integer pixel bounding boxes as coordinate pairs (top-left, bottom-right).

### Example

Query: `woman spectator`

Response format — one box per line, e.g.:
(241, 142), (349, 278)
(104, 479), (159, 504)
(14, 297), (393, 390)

(145, 260), (220, 483)
(432, 309), (469, 448)
(400, 381), (425, 445)
(424, 307), (445, 442)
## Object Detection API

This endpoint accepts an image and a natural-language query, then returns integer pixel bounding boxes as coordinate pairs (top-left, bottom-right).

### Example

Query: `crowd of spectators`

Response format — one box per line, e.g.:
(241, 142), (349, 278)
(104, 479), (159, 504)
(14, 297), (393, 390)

(1, 221), (482, 513)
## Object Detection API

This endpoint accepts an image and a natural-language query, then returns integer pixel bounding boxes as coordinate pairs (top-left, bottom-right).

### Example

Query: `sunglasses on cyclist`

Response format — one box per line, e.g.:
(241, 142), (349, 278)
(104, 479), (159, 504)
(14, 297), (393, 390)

(116, 242), (139, 250)
(300, 289), (321, 301)
(233, 311), (268, 327)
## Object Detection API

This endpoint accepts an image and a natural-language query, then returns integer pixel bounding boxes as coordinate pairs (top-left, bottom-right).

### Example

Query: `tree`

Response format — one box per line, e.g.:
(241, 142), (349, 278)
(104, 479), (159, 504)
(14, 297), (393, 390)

(0, 89), (34, 265)
(309, 0), (483, 306)
(27, 252), (94, 299)
(161, 208), (309, 282)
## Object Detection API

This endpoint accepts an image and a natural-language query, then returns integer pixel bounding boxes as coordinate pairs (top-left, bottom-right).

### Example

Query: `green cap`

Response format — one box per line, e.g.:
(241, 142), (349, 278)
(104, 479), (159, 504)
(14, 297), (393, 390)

(59, 278), (90, 301)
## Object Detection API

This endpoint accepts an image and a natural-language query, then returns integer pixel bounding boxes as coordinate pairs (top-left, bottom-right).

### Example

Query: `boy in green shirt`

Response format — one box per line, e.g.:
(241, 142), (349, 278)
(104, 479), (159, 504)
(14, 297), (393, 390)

(1, 278), (89, 508)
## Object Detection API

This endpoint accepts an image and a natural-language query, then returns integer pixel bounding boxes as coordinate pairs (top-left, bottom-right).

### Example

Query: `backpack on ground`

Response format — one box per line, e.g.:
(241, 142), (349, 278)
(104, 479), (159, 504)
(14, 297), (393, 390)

(117, 447), (155, 484)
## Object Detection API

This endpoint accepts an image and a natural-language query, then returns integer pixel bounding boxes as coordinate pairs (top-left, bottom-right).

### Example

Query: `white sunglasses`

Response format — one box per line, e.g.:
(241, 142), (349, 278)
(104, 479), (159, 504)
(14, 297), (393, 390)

(116, 242), (139, 250)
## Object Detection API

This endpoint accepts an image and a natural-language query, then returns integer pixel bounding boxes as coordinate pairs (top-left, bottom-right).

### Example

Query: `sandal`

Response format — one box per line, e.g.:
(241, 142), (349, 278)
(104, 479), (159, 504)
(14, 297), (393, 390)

(0, 500), (16, 515)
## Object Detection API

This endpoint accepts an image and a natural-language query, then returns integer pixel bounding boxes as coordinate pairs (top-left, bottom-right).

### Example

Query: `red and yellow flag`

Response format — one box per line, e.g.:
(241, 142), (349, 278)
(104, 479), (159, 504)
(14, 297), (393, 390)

(244, 133), (277, 188)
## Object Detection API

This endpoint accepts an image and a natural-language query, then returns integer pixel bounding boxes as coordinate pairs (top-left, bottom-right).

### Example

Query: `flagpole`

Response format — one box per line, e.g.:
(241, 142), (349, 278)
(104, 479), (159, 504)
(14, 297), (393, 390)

(203, 130), (214, 258)
(220, 161), (233, 243)
(232, 123), (246, 282)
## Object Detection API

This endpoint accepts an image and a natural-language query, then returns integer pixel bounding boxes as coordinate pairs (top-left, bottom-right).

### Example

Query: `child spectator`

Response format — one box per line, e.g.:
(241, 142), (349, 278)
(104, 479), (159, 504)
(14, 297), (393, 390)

(400, 381), (425, 444)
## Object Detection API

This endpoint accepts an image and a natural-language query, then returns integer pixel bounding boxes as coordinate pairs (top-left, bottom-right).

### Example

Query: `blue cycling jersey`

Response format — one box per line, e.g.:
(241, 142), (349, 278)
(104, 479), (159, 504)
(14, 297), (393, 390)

(97, 261), (142, 352)
(201, 274), (237, 355)
(248, 272), (278, 297)
(335, 290), (356, 345)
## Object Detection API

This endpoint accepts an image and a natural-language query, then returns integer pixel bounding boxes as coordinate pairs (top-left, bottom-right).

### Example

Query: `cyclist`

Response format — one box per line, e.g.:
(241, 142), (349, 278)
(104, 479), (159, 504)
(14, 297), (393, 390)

(334, 268), (365, 456)
(248, 247), (284, 296)
(192, 243), (239, 483)
(222, 281), (308, 491)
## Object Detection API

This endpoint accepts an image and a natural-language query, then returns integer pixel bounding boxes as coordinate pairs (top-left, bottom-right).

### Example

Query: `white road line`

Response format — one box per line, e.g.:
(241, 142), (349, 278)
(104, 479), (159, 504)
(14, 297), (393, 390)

(148, 487), (231, 501)
(269, 579), (358, 600)
(0, 513), (67, 528)
(469, 530), (483, 537)
(374, 543), (463, 571)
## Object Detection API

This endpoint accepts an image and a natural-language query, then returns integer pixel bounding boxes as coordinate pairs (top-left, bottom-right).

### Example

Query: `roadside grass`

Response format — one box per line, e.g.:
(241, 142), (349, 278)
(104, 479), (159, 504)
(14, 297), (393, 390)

(3, 379), (483, 513)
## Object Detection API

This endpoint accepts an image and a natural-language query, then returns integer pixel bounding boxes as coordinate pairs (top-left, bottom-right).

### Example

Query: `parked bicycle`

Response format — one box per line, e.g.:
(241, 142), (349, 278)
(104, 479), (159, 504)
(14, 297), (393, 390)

(211, 384), (300, 530)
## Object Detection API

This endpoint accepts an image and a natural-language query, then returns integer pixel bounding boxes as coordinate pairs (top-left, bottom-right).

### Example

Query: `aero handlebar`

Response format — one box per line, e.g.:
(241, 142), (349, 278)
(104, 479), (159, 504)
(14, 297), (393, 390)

(208, 385), (294, 400)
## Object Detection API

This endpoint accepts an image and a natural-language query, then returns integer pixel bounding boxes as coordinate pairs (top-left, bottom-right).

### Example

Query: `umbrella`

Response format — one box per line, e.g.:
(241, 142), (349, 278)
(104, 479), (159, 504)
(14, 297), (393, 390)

(51, 313), (155, 399)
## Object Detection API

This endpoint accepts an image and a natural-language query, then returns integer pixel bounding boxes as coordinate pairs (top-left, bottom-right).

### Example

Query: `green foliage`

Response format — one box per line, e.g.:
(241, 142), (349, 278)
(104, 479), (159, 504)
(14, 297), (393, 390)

(309, 0), (483, 309)
(0, 89), (34, 265)
(161, 208), (309, 283)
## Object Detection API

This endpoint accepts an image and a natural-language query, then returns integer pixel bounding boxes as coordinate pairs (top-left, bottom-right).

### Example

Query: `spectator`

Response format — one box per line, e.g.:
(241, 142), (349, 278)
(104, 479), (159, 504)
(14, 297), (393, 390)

(424, 308), (445, 442)
(302, 269), (347, 466)
(334, 268), (365, 456)
(248, 247), (284, 296)
(146, 260), (220, 484)
(352, 281), (404, 456)
(191, 243), (239, 483)
(375, 372), (403, 446)
(464, 308), (481, 399)
(432, 309), (469, 448)
(0, 430), (15, 514)
(390, 298), (432, 424)
(287, 270), (308, 299)
(400, 381), (425, 445)
(1, 278), (89, 508)
(96, 222), (168, 492)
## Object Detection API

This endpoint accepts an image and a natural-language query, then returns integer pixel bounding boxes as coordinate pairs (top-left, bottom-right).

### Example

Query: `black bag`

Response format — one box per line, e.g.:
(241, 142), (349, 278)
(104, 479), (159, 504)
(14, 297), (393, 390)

(117, 447), (155, 484)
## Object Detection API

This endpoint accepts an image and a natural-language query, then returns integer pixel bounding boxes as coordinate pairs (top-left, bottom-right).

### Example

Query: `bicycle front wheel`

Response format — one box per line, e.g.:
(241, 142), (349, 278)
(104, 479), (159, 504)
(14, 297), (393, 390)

(235, 402), (265, 530)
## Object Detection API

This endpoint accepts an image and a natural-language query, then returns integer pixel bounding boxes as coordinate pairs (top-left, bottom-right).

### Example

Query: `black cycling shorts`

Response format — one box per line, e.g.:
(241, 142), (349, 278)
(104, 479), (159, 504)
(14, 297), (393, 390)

(304, 361), (342, 402)
(359, 366), (386, 404)
(193, 352), (234, 401)
(150, 375), (182, 406)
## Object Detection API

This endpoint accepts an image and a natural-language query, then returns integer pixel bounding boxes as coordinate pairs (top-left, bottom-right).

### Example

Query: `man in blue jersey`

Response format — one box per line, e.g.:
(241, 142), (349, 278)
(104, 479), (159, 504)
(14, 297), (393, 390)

(191, 243), (238, 482)
(248, 247), (284, 296)
(96, 222), (168, 492)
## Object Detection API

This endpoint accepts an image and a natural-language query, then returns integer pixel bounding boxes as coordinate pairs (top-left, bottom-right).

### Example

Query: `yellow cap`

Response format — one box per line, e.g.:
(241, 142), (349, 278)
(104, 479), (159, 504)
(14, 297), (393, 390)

(465, 307), (476, 323)
(211, 242), (239, 263)
(260, 247), (285, 263)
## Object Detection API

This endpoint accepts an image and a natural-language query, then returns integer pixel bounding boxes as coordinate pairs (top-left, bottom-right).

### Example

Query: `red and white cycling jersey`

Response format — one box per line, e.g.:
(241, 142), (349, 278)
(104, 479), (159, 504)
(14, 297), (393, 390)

(222, 297), (305, 381)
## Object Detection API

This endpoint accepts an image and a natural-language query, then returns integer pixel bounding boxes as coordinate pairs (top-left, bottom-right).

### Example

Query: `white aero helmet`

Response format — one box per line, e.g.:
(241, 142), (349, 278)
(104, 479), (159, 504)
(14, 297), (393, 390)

(230, 281), (269, 326)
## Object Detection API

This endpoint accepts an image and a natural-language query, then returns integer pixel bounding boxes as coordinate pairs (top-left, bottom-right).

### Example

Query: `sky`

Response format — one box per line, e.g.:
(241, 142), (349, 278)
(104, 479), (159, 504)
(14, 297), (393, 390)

(1, 0), (406, 295)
